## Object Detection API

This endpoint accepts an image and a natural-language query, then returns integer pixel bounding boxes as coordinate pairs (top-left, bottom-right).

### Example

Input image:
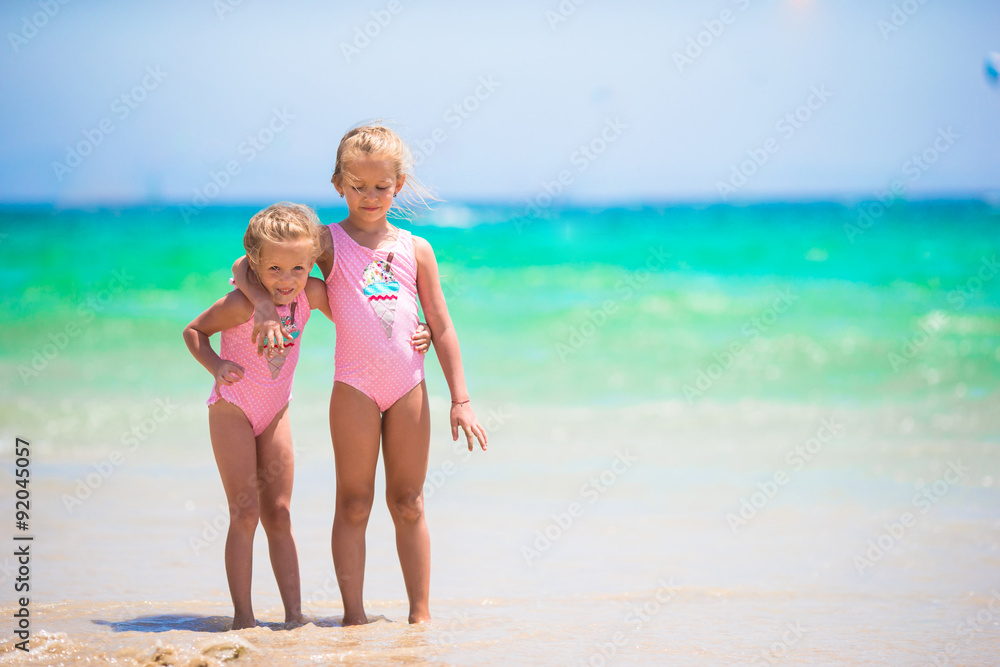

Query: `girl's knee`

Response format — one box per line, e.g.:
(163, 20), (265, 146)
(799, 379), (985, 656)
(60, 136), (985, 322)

(338, 493), (374, 524)
(259, 501), (291, 533)
(388, 491), (424, 523)
(229, 500), (260, 532)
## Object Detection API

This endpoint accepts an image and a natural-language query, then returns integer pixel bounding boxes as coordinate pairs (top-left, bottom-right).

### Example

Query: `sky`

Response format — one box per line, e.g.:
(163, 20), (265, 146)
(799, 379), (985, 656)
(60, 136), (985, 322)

(1, 0), (999, 207)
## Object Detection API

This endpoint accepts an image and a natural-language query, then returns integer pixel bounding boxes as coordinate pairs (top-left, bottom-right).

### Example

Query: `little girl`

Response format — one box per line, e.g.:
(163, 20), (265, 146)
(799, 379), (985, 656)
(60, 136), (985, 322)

(235, 124), (488, 625)
(184, 202), (327, 629)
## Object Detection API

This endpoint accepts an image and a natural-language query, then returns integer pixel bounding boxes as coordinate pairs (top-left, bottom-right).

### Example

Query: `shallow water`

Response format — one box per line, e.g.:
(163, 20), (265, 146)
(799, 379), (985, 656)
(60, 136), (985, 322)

(1, 400), (998, 665)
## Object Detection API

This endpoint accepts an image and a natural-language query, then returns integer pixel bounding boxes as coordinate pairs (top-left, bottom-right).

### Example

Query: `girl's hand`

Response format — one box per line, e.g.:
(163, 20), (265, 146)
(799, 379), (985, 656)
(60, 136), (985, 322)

(451, 402), (487, 452)
(214, 360), (245, 386)
(251, 302), (290, 357)
(411, 322), (432, 354)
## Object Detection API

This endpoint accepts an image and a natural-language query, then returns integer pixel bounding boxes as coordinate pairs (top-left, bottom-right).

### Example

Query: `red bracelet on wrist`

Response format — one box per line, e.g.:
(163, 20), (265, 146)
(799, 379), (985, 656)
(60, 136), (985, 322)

(451, 399), (470, 406)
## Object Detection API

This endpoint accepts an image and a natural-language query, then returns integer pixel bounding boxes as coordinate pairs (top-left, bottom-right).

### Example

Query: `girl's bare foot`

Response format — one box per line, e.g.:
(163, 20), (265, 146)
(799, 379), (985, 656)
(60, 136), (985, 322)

(408, 609), (431, 624)
(231, 614), (256, 630)
(342, 612), (368, 626)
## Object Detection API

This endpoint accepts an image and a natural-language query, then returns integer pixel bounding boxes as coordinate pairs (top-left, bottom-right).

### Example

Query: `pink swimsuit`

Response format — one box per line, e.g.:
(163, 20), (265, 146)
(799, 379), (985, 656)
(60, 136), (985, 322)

(326, 223), (425, 412)
(206, 289), (311, 436)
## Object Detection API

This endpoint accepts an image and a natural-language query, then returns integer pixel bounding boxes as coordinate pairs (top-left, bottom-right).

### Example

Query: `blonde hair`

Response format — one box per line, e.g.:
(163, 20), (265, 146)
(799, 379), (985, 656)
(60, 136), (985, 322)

(332, 122), (437, 217)
(244, 202), (322, 270)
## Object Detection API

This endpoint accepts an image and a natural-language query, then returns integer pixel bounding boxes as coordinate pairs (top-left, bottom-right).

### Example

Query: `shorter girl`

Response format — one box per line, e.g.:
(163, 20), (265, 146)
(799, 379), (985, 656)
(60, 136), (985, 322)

(183, 202), (329, 629)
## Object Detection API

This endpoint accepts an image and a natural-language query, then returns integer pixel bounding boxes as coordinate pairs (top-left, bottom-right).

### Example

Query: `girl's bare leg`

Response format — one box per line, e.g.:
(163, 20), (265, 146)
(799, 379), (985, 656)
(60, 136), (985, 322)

(208, 400), (261, 630)
(381, 381), (432, 623)
(329, 381), (383, 625)
(255, 405), (303, 624)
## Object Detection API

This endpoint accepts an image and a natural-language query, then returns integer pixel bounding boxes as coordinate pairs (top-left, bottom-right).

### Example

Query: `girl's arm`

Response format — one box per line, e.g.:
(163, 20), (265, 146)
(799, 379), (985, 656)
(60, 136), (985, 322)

(231, 256), (286, 353)
(315, 225), (334, 279)
(232, 225), (336, 352)
(413, 235), (487, 451)
(183, 291), (254, 386)
(305, 277), (333, 320)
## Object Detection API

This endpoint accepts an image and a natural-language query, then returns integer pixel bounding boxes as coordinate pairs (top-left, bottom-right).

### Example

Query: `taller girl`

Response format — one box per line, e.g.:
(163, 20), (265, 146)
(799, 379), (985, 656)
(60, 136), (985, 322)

(239, 124), (487, 624)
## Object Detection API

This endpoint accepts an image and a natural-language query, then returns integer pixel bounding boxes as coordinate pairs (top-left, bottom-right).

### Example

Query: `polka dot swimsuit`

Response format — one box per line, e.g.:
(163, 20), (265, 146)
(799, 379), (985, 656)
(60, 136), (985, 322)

(326, 223), (424, 412)
(206, 289), (311, 436)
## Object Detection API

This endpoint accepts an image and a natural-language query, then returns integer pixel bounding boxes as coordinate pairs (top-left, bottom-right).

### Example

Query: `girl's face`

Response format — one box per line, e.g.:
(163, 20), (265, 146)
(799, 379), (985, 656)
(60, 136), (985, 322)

(253, 238), (314, 306)
(337, 155), (405, 224)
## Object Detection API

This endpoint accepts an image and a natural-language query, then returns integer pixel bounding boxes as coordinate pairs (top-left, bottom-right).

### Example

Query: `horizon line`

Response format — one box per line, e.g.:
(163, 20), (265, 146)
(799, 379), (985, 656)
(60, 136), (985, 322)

(1, 191), (999, 213)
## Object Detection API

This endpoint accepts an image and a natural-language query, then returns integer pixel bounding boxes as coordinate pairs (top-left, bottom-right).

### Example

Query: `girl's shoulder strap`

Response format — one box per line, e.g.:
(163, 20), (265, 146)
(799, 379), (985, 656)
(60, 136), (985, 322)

(325, 222), (344, 281)
(295, 285), (311, 309)
(397, 226), (415, 252)
(327, 221), (347, 251)
(293, 287), (312, 326)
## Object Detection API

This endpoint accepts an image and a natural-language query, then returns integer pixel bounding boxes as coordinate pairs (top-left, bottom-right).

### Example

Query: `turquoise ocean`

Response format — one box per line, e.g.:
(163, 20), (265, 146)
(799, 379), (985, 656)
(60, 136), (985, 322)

(1, 201), (999, 665)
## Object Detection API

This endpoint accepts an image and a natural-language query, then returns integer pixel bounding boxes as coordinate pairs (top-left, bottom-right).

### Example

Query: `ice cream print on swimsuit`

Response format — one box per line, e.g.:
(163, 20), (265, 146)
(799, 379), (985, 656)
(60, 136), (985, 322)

(268, 301), (300, 380)
(362, 252), (400, 338)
